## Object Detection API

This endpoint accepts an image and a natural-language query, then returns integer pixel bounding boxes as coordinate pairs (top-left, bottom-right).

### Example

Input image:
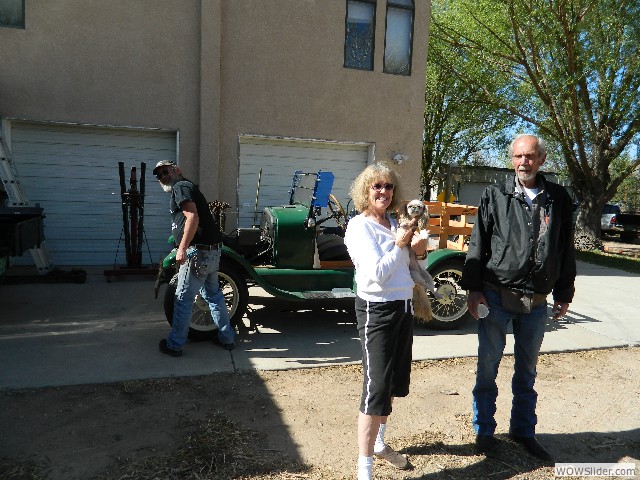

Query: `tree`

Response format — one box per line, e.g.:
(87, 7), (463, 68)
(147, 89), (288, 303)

(610, 152), (640, 211)
(422, 10), (514, 199)
(430, 0), (640, 249)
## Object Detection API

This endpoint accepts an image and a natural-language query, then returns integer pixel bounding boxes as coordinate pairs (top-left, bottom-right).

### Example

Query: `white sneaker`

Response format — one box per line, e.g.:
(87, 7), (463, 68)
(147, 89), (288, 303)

(374, 444), (410, 470)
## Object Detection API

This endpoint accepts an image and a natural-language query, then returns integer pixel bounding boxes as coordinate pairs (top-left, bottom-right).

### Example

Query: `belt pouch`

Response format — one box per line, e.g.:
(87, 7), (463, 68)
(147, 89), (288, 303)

(498, 287), (547, 314)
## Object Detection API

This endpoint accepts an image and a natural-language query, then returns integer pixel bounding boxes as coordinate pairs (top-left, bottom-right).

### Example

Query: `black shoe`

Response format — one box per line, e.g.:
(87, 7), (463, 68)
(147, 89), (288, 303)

(509, 434), (553, 461)
(475, 434), (498, 457)
(159, 339), (182, 357)
(213, 337), (235, 351)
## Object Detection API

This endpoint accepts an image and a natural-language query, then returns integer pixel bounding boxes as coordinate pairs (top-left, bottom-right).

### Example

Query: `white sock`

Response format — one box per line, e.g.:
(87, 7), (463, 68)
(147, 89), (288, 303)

(373, 423), (387, 453)
(357, 455), (373, 480)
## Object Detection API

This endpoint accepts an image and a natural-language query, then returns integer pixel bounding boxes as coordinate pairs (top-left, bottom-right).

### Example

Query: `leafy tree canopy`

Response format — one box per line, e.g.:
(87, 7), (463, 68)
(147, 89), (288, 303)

(428, 0), (640, 248)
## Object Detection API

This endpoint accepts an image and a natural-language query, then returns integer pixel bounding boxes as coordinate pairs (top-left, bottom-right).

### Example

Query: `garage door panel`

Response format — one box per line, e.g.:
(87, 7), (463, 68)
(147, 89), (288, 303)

(16, 187), (169, 222)
(15, 124), (174, 148)
(18, 157), (171, 178)
(39, 215), (168, 236)
(9, 122), (176, 266)
(42, 250), (162, 266)
(238, 137), (369, 228)
(237, 185), (290, 208)
(34, 197), (167, 216)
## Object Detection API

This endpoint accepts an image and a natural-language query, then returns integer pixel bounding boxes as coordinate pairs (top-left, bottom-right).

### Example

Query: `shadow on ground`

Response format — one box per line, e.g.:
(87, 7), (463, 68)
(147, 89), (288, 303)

(0, 372), (309, 480)
(397, 428), (640, 479)
(239, 294), (362, 366)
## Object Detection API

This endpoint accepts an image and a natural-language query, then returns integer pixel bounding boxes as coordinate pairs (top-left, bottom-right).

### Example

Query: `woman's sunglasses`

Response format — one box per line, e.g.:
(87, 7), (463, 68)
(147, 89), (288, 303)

(371, 183), (395, 192)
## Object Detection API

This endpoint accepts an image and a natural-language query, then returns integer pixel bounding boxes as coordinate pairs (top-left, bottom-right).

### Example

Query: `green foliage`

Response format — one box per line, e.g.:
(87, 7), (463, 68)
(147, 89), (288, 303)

(576, 250), (640, 275)
(610, 154), (640, 210)
(422, 0), (515, 196)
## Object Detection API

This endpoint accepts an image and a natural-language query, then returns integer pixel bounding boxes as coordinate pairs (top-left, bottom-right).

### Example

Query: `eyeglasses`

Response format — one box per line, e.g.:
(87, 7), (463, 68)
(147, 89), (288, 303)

(371, 183), (395, 192)
(155, 169), (172, 180)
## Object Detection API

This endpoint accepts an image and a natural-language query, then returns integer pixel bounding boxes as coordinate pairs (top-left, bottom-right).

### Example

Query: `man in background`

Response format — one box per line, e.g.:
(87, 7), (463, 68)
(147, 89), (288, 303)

(154, 160), (235, 357)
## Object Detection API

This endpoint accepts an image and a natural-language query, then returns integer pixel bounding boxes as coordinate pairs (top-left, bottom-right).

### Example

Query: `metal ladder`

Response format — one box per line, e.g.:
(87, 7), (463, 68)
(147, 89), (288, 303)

(0, 122), (54, 274)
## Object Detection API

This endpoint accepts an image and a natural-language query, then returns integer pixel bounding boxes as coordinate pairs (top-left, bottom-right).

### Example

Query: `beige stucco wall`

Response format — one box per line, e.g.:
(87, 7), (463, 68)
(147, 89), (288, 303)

(0, 0), (207, 178)
(219, 0), (430, 203)
(0, 0), (429, 203)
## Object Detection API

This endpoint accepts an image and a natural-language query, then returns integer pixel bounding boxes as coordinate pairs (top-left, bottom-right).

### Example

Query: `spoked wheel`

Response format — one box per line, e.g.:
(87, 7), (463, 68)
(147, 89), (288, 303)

(218, 263), (249, 329)
(163, 262), (249, 341)
(328, 194), (347, 229)
(424, 258), (471, 330)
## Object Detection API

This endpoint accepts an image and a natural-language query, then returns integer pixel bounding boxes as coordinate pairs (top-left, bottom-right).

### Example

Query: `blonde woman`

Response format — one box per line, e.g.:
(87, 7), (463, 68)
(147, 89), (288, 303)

(344, 163), (427, 480)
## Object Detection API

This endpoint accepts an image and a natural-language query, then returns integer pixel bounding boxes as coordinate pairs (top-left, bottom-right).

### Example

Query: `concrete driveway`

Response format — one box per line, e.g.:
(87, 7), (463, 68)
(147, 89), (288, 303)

(0, 261), (638, 390)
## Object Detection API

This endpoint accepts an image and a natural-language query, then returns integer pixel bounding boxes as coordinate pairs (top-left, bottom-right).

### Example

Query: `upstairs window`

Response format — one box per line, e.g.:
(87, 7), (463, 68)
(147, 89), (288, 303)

(384, 0), (414, 75)
(0, 0), (24, 28)
(344, 0), (376, 71)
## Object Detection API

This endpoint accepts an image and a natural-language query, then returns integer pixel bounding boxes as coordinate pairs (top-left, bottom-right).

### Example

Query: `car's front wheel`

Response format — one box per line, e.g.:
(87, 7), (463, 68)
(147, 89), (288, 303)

(163, 262), (248, 340)
(424, 258), (472, 330)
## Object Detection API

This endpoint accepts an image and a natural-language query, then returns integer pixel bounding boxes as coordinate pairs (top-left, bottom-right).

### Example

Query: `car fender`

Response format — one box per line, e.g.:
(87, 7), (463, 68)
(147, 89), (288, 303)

(426, 248), (467, 271)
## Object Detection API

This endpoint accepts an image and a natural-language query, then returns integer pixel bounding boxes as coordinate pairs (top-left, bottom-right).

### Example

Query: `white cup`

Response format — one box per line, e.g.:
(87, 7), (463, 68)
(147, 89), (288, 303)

(477, 303), (489, 318)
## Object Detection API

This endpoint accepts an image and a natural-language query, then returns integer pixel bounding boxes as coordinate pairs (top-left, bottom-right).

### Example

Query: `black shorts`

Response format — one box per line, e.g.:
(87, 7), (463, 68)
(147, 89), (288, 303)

(356, 296), (414, 417)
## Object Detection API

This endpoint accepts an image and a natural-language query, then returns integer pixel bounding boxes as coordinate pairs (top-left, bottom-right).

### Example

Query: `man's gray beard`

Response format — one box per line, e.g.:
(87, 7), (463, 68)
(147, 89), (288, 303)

(160, 175), (181, 193)
(517, 171), (535, 184)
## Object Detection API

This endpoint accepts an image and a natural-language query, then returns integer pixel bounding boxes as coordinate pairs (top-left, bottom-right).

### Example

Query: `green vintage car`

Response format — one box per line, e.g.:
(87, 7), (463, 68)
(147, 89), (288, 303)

(155, 171), (471, 339)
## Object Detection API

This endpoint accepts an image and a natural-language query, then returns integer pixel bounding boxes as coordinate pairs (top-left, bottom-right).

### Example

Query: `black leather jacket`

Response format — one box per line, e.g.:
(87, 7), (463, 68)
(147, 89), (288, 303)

(461, 174), (576, 303)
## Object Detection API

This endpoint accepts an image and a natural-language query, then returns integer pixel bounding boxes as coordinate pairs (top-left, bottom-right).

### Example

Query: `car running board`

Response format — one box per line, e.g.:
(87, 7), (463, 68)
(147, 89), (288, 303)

(300, 288), (355, 299)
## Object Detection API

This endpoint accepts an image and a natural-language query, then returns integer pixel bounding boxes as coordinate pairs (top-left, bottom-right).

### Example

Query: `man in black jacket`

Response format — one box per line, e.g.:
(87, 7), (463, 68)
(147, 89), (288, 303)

(461, 134), (576, 461)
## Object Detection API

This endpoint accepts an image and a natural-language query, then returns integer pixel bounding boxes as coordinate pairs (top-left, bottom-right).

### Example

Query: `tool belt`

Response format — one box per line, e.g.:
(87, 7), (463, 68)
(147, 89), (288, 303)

(487, 283), (547, 314)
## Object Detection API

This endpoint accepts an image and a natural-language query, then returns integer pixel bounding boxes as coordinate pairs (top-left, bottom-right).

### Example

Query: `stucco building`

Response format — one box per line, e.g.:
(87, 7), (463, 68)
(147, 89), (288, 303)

(0, 0), (430, 265)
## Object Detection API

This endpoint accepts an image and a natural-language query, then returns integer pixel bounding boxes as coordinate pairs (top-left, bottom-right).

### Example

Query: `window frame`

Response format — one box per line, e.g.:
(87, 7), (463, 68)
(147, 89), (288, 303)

(343, 0), (377, 72)
(383, 0), (415, 76)
(0, 0), (25, 29)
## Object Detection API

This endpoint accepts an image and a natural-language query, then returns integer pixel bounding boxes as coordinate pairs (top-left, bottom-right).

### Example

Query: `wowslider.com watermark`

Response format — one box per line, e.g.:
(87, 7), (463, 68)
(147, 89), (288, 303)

(555, 463), (636, 477)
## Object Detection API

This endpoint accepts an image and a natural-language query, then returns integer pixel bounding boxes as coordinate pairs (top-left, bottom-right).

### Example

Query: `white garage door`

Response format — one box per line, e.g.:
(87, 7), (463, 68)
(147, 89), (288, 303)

(237, 136), (370, 228)
(9, 122), (177, 266)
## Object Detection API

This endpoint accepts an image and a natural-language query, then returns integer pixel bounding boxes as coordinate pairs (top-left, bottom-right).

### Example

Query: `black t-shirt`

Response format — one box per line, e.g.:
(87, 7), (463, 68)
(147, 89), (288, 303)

(170, 179), (222, 246)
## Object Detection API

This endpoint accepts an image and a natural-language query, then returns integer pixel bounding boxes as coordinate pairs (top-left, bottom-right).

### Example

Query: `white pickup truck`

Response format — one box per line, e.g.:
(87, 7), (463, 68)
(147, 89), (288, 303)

(601, 203), (623, 235)
(602, 203), (640, 242)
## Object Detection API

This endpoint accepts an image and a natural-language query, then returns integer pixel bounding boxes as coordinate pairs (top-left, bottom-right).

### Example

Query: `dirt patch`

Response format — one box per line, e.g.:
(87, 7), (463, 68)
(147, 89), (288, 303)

(1, 347), (639, 480)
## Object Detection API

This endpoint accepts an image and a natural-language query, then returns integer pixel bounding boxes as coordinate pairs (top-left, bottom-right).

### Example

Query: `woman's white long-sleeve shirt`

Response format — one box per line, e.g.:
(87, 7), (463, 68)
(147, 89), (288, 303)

(344, 213), (414, 302)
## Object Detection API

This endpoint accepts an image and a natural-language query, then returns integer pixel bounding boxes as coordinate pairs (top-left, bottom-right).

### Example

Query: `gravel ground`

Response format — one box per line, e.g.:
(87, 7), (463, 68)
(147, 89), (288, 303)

(1, 347), (638, 480)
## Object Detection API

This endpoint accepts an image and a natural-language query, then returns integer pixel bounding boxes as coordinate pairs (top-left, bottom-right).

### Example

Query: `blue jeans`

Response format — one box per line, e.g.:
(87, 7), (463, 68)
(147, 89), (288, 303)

(472, 287), (547, 437)
(167, 246), (235, 350)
